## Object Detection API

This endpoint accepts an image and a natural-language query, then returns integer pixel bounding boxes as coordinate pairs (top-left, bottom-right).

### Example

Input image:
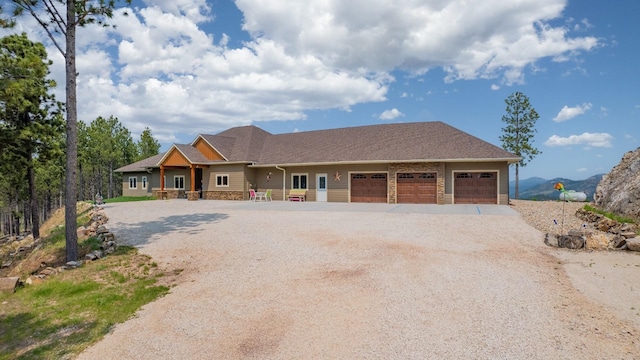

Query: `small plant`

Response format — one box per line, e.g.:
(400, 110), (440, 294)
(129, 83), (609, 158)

(583, 204), (636, 224)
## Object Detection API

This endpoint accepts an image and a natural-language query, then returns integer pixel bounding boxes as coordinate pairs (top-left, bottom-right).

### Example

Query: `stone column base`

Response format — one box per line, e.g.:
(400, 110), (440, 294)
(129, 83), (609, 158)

(186, 191), (200, 201)
(155, 190), (168, 200)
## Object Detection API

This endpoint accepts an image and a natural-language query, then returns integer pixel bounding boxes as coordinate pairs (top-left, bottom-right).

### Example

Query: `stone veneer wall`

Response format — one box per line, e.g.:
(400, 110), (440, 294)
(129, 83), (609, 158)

(388, 163), (446, 204)
(203, 191), (244, 201)
(152, 189), (184, 199)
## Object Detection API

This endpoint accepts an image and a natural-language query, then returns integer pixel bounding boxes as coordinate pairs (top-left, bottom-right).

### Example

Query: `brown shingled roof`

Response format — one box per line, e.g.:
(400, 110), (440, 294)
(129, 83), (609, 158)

(115, 152), (165, 172)
(255, 121), (518, 165)
(117, 121), (519, 171)
(200, 125), (270, 162)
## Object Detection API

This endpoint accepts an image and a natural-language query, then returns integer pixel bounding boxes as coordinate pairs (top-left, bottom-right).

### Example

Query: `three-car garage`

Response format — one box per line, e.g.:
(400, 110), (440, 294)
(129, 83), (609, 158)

(349, 171), (499, 204)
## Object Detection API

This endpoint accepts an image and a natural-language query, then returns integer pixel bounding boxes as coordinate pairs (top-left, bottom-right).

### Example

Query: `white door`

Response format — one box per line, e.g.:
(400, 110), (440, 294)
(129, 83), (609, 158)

(317, 174), (327, 202)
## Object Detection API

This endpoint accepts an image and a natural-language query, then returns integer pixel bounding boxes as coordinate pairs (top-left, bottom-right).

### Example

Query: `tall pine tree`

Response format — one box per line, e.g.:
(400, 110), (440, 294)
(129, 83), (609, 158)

(499, 92), (541, 199)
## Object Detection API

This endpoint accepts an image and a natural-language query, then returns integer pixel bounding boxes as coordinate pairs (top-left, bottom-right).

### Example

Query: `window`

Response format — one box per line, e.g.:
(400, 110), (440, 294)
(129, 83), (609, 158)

(479, 173), (495, 179)
(129, 177), (137, 189)
(292, 174), (308, 189)
(174, 176), (185, 190)
(141, 176), (147, 189)
(456, 173), (472, 179)
(216, 174), (229, 187)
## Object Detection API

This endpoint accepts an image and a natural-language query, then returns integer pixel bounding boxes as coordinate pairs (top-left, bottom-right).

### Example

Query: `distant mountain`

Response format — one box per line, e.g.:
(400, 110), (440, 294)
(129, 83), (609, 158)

(510, 174), (604, 201)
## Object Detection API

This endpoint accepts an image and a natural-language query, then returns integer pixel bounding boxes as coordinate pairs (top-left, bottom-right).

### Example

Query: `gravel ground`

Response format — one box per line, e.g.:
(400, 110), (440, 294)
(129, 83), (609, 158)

(77, 200), (639, 359)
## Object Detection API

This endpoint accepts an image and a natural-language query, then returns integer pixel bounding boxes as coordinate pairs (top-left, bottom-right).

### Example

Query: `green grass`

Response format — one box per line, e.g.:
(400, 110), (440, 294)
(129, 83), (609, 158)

(583, 204), (636, 224)
(0, 248), (170, 360)
(103, 196), (156, 203)
(0, 204), (172, 359)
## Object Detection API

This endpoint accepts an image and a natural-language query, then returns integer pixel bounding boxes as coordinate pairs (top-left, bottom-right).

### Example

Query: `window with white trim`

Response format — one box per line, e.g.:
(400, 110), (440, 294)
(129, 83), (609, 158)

(216, 174), (229, 187)
(292, 173), (308, 189)
(174, 176), (185, 190)
(141, 176), (147, 189)
(129, 177), (137, 189)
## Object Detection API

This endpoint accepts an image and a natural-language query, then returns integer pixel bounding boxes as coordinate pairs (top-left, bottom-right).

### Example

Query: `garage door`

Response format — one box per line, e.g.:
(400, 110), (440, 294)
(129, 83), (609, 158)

(454, 172), (497, 204)
(351, 173), (387, 203)
(397, 173), (437, 204)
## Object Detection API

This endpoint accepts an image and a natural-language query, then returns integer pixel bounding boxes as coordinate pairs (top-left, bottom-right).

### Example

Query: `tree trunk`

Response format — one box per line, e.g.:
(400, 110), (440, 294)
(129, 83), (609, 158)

(64, 4), (79, 262)
(79, 162), (85, 202)
(515, 163), (520, 200)
(108, 161), (113, 199)
(27, 155), (40, 239)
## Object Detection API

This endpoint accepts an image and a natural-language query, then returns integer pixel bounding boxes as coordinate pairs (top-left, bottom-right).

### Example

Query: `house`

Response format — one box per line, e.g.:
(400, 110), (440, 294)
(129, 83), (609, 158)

(115, 121), (520, 204)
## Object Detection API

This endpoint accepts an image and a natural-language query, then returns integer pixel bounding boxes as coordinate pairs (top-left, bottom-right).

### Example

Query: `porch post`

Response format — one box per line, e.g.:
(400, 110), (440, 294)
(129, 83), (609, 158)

(190, 165), (196, 192)
(160, 165), (165, 190)
(158, 165), (168, 200)
(187, 165), (199, 201)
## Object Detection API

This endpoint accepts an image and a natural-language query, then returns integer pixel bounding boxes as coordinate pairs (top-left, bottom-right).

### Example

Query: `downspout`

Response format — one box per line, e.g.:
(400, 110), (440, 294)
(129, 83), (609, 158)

(275, 165), (286, 201)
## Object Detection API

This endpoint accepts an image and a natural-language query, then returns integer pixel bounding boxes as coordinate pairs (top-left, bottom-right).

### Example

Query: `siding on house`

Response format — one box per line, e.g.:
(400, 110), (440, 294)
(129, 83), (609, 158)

(121, 172), (153, 197)
(116, 122), (520, 204)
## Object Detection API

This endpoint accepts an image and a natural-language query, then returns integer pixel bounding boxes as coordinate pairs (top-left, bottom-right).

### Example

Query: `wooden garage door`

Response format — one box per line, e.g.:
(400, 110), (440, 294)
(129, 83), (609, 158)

(351, 173), (387, 203)
(397, 173), (437, 204)
(454, 172), (497, 204)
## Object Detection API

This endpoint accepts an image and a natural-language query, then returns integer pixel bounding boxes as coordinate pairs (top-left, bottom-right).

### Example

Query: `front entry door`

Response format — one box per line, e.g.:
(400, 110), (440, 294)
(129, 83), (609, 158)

(317, 174), (327, 202)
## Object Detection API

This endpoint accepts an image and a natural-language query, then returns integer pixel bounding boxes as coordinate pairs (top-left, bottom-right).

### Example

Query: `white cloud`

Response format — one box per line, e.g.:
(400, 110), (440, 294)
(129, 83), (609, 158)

(491, 84), (500, 90)
(379, 108), (404, 120)
(237, 0), (598, 85)
(553, 103), (592, 122)
(4, 0), (600, 142)
(544, 132), (613, 147)
(576, 167), (587, 172)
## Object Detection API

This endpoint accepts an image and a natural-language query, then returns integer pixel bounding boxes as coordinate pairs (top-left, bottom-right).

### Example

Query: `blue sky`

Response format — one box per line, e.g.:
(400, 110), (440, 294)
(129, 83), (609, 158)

(3, 0), (639, 180)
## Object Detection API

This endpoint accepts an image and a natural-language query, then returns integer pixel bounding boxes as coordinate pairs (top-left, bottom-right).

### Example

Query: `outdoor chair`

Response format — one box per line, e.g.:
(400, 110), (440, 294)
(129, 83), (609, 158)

(265, 189), (272, 201)
(249, 189), (257, 201)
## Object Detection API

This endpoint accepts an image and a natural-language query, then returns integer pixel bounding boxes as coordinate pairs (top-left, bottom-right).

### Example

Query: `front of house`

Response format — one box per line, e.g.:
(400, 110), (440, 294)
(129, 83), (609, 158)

(116, 121), (520, 205)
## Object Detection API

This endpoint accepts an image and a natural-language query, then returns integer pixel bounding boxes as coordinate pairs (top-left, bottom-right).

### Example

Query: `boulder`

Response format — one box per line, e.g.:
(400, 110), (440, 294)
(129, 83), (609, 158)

(626, 238), (640, 252)
(594, 147), (640, 223)
(0, 277), (20, 293)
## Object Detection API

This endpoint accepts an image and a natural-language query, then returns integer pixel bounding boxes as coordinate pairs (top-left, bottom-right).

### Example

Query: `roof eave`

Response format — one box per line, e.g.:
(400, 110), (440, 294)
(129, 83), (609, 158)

(249, 158), (521, 167)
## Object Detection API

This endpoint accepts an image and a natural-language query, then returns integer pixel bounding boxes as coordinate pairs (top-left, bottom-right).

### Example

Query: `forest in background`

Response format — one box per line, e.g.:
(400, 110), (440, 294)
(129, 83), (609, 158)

(0, 33), (160, 238)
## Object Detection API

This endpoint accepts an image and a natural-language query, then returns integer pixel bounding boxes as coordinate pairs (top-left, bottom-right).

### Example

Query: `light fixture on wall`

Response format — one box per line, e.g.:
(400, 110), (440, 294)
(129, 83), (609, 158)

(334, 171), (342, 181)
(267, 172), (272, 182)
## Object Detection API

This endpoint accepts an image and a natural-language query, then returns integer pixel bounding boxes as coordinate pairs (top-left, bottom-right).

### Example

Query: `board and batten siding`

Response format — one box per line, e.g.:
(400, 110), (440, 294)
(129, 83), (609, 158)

(193, 138), (225, 160)
(444, 162), (510, 205)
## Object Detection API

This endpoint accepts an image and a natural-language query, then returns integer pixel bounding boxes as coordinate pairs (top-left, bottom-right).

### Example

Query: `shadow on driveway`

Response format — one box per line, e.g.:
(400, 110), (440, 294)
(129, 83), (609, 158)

(110, 212), (229, 247)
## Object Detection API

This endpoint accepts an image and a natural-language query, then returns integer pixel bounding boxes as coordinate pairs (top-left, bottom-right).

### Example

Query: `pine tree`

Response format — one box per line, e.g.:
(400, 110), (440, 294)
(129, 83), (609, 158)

(499, 92), (541, 199)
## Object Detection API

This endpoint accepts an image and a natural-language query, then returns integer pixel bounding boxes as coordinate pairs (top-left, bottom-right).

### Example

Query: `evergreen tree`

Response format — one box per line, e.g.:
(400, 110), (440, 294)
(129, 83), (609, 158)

(0, 33), (63, 238)
(137, 127), (161, 161)
(4, 0), (132, 261)
(499, 92), (541, 199)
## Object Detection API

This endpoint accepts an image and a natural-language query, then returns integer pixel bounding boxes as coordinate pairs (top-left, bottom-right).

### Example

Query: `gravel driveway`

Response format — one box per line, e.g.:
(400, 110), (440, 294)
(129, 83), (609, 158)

(78, 200), (638, 359)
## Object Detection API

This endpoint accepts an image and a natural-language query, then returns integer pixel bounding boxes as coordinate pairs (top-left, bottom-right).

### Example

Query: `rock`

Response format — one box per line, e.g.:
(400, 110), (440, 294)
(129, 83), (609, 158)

(1, 260), (12, 268)
(0, 277), (20, 293)
(626, 238), (640, 252)
(544, 233), (585, 249)
(85, 250), (103, 261)
(77, 226), (88, 239)
(596, 218), (617, 232)
(611, 236), (627, 249)
(594, 147), (640, 223)
(96, 226), (109, 235)
(25, 275), (44, 285)
(39, 267), (58, 276)
(585, 233), (610, 250)
(65, 260), (83, 268)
